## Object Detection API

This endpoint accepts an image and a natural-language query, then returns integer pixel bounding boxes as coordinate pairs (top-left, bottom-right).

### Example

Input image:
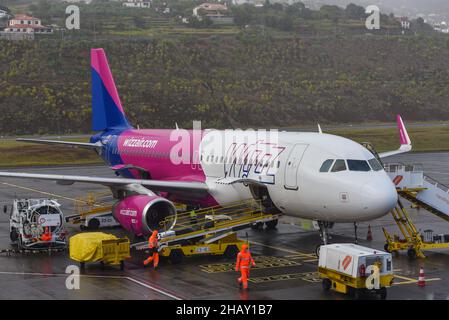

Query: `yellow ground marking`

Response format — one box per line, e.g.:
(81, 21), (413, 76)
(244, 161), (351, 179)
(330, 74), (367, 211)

(249, 271), (320, 284)
(393, 274), (442, 286)
(0, 181), (93, 204)
(249, 240), (317, 258)
(199, 255), (301, 273)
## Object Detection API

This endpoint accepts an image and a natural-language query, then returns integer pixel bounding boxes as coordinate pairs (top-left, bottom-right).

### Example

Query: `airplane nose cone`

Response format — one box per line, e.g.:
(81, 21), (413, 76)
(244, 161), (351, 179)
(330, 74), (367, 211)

(361, 179), (398, 220)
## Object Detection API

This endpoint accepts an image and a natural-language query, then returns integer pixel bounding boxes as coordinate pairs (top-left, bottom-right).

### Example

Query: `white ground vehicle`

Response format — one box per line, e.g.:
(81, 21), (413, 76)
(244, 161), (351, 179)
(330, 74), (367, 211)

(7, 199), (67, 250)
(318, 243), (394, 299)
(81, 212), (120, 230)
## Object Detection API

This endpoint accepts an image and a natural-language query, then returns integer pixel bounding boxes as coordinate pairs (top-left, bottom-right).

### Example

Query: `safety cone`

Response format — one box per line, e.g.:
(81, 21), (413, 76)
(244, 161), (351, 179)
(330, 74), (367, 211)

(418, 267), (426, 287)
(366, 225), (373, 241)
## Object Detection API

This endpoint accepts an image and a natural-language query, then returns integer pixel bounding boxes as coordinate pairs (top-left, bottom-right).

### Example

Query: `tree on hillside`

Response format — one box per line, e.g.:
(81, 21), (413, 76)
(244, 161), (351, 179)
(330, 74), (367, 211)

(345, 3), (365, 20)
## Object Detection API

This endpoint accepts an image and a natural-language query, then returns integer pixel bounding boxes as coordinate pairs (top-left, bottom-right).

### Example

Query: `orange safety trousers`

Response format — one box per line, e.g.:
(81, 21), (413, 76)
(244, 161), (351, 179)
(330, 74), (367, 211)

(238, 267), (250, 289)
(143, 252), (159, 268)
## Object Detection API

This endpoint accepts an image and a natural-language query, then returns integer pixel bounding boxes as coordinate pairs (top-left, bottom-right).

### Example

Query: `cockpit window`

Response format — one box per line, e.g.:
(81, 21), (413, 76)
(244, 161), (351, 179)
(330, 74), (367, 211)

(368, 158), (383, 171)
(347, 160), (371, 172)
(319, 159), (334, 172)
(331, 159), (346, 172)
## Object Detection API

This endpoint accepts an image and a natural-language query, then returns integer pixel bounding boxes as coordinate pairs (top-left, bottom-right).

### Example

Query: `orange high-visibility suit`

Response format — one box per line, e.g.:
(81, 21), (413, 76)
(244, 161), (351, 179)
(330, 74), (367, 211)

(143, 230), (159, 268)
(235, 244), (255, 290)
(40, 227), (52, 242)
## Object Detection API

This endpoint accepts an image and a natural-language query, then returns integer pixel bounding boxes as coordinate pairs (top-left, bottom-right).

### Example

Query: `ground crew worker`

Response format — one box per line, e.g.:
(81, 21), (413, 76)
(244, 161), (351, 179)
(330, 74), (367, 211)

(235, 244), (256, 290)
(40, 226), (52, 242)
(189, 209), (198, 225)
(143, 230), (159, 269)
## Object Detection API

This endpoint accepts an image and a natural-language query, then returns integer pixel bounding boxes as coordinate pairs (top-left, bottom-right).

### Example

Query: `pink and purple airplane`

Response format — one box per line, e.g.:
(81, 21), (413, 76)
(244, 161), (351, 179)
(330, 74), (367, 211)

(0, 49), (412, 240)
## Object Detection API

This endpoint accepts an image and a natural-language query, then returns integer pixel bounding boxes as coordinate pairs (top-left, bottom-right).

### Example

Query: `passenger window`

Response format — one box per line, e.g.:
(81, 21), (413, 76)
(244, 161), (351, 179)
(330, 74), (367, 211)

(368, 158), (383, 171)
(331, 159), (346, 172)
(347, 160), (371, 172)
(319, 159), (334, 172)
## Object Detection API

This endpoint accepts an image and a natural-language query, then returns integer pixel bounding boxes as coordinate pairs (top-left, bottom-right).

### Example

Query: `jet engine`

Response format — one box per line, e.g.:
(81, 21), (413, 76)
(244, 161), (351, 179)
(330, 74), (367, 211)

(113, 195), (177, 236)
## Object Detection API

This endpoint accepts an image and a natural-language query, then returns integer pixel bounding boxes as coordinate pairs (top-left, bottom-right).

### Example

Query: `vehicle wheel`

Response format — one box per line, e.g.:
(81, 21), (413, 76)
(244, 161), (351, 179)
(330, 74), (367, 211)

(100, 261), (105, 270)
(169, 249), (184, 264)
(80, 262), (85, 272)
(384, 244), (390, 253)
(88, 218), (100, 230)
(224, 245), (239, 259)
(378, 287), (387, 300)
(352, 288), (362, 300)
(265, 219), (278, 230)
(120, 260), (125, 271)
(322, 279), (331, 292)
(407, 248), (417, 259)
(315, 245), (321, 257)
(17, 236), (24, 250)
(251, 222), (263, 230)
(9, 228), (18, 242)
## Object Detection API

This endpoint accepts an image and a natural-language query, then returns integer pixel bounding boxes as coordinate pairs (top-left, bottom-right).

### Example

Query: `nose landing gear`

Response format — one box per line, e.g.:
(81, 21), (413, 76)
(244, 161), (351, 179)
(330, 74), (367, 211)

(316, 221), (334, 256)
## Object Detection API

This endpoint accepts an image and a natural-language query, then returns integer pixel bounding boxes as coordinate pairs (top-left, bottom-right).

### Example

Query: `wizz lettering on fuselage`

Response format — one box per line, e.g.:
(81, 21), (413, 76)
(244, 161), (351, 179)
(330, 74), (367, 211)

(122, 137), (158, 148)
(224, 141), (285, 184)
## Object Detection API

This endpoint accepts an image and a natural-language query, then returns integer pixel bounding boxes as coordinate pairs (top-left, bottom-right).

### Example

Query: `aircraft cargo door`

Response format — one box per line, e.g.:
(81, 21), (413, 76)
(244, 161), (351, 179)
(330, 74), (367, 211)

(284, 143), (308, 190)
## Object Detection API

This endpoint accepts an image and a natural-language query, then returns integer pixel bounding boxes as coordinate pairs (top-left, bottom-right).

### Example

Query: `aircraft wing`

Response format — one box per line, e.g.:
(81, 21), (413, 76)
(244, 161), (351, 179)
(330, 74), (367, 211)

(378, 115), (412, 158)
(16, 138), (101, 149)
(0, 172), (209, 195)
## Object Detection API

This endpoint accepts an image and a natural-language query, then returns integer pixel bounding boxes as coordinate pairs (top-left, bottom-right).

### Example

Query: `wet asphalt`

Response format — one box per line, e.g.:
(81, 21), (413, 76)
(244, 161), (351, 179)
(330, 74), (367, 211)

(0, 152), (448, 300)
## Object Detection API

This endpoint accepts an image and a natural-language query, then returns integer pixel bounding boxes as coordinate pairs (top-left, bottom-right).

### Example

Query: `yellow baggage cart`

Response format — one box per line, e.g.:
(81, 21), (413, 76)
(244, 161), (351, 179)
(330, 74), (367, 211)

(69, 232), (131, 271)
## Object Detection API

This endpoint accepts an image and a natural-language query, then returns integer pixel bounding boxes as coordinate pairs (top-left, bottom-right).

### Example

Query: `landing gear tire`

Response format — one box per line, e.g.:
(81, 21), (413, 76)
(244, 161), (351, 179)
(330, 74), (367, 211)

(169, 249), (184, 264)
(88, 218), (100, 230)
(322, 279), (331, 292)
(407, 248), (417, 259)
(265, 219), (278, 230)
(224, 245), (239, 259)
(251, 222), (263, 230)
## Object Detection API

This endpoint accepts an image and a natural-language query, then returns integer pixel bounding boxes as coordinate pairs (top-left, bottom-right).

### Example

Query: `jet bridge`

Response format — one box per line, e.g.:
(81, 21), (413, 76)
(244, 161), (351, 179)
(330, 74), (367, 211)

(384, 163), (449, 258)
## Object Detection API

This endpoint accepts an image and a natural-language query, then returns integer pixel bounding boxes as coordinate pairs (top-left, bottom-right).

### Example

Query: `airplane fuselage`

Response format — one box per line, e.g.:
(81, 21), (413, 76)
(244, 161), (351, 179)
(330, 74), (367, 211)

(92, 128), (398, 223)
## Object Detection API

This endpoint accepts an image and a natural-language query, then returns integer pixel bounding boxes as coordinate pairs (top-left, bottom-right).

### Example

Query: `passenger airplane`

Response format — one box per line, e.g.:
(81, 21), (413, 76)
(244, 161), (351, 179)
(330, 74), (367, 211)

(0, 49), (412, 242)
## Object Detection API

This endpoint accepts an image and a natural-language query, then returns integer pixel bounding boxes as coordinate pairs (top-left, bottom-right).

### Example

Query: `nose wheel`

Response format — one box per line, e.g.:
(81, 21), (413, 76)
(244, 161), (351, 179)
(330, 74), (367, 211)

(317, 221), (333, 245)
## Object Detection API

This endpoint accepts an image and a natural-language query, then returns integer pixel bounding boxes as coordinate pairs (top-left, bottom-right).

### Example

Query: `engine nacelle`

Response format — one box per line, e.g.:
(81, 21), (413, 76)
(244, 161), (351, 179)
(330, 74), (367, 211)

(113, 195), (177, 236)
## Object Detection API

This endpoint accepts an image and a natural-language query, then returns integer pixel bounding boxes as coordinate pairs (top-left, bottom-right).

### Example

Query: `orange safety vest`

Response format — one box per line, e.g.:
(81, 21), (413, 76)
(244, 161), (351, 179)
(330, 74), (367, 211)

(149, 235), (158, 249)
(236, 251), (255, 269)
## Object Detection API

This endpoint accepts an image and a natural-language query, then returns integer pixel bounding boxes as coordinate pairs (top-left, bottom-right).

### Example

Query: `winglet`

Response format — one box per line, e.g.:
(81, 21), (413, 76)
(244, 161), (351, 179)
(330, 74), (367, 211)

(378, 115), (412, 158)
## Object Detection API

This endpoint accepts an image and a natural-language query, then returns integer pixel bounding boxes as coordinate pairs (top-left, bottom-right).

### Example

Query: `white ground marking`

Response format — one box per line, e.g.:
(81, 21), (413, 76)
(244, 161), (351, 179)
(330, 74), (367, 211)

(0, 271), (182, 300)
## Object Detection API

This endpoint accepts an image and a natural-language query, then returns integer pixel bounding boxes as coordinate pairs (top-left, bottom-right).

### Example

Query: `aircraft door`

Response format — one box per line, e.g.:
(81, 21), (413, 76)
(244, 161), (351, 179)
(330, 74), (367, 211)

(284, 143), (308, 190)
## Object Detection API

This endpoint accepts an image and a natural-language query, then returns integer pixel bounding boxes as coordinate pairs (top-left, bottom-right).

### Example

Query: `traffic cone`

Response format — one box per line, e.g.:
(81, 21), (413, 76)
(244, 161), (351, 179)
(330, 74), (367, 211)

(366, 225), (373, 241)
(418, 266), (426, 287)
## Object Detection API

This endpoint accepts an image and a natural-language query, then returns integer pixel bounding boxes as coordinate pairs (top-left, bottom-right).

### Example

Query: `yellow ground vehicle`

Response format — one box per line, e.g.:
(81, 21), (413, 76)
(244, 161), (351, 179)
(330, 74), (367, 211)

(69, 232), (131, 271)
(159, 232), (244, 264)
(318, 244), (394, 299)
(132, 199), (278, 263)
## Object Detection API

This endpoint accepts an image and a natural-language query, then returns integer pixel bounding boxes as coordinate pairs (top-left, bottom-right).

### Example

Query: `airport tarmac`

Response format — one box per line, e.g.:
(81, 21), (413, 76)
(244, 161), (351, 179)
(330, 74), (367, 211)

(0, 152), (449, 300)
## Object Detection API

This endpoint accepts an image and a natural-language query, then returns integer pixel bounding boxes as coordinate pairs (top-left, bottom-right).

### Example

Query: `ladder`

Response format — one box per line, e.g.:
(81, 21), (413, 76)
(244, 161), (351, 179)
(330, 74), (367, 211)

(383, 163), (449, 258)
(382, 200), (426, 258)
